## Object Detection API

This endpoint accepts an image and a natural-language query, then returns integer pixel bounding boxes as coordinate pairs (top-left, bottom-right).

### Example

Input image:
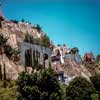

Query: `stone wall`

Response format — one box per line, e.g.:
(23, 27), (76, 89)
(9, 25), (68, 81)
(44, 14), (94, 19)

(20, 42), (52, 66)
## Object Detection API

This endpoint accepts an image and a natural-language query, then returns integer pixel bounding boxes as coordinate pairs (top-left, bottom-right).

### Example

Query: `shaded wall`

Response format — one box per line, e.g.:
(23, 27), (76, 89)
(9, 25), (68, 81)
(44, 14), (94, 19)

(20, 42), (52, 66)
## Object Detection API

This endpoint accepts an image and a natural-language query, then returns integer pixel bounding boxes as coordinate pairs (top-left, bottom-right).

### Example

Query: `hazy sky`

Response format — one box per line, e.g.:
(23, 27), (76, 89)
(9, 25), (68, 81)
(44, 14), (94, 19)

(2, 0), (100, 56)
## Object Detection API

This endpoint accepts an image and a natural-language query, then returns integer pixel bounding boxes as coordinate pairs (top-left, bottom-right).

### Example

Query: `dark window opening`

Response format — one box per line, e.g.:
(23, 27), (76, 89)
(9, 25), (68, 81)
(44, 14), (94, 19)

(25, 49), (32, 67)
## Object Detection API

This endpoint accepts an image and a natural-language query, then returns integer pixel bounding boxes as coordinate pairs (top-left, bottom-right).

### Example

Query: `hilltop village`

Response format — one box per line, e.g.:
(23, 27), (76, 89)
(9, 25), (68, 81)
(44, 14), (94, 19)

(0, 15), (100, 84)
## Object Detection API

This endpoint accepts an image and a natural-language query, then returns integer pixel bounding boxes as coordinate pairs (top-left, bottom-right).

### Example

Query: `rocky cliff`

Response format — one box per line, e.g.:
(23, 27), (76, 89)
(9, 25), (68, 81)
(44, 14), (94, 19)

(0, 18), (100, 81)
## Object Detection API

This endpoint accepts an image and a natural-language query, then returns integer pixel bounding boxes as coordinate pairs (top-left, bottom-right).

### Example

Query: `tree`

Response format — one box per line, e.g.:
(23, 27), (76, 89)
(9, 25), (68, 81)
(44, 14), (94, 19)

(17, 68), (62, 100)
(36, 24), (42, 32)
(24, 33), (34, 43)
(10, 20), (18, 24)
(41, 34), (50, 47)
(4, 45), (13, 59)
(0, 34), (8, 46)
(71, 47), (79, 54)
(96, 55), (100, 64)
(0, 16), (4, 28)
(91, 93), (99, 100)
(4, 45), (20, 61)
(90, 74), (100, 92)
(66, 77), (96, 100)
(21, 19), (25, 22)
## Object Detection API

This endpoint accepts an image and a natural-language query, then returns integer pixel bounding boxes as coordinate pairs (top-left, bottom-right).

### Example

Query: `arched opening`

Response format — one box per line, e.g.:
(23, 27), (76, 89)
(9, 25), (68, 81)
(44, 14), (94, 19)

(25, 49), (32, 67)
(43, 53), (49, 67)
(0, 47), (3, 55)
(33, 50), (40, 68)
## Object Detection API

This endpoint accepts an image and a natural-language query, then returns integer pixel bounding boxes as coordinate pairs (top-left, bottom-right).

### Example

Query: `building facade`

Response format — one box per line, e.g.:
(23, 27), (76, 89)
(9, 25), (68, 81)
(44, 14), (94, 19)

(20, 42), (52, 68)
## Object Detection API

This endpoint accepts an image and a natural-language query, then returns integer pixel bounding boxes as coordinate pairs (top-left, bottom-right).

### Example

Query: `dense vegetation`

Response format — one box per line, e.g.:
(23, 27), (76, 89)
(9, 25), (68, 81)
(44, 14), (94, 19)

(66, 77), (96, 100)
(24, 33), (50, 47)
(0, 80), (17, 100)
(16, 68), (62, 100)
(16, 72), (100, 100)
(1, 29), (100, 100)
(90, 74), (100, 93)
(0, 69), (100, 100)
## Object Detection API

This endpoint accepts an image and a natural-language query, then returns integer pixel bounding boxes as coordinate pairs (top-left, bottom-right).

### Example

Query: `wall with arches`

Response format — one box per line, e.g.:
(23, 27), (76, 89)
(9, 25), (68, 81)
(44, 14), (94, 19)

(20, 42), (52, 67)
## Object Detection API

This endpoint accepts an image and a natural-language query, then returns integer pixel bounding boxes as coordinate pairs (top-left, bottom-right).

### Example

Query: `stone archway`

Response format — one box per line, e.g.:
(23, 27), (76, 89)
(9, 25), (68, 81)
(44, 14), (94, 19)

(43, 53), (49, 68)
(33, 50), (40, 68)
(25, 49), (32, 67)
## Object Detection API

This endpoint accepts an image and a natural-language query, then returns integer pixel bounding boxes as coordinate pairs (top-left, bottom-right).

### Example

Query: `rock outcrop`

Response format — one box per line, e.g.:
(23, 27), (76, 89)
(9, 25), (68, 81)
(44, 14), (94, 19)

(0, 54), (24, 80)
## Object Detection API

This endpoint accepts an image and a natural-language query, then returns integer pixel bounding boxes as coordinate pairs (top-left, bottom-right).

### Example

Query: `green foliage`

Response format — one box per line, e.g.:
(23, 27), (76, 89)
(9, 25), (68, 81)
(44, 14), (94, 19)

(4, 45), (20, 60)
(91, 93), (99, 100)
(24, 33), (41, 45)
(0, 80), (17, 100)
(17, 68), (62, 100)
(0, 16), (4, 28)
(4, 45), (13, 58)
(0, 87), (16, 100)
(10, 20), (18, 24)
(21, 19), (25, 22)
(90, 74), (100, 92)
(36, 24), (42, 32)
(0, 33), (8, 46)
(66, 77), (96, 100)
(24, 33), (34, 43)
(96, 55), (100, 64)
(71, 47), (79, 54)
(24, 33), (50, 47)
(0, 80), (16, 88)
(60, 83), (68, 100)
(41, 34), (50, 47)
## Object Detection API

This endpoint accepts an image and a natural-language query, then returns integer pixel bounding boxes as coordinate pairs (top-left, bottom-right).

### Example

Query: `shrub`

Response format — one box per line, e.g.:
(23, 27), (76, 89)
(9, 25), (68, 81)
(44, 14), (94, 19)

(17, 68), (62, 100)
(90, 74), (100, 92)
(66, 77), (96, 100)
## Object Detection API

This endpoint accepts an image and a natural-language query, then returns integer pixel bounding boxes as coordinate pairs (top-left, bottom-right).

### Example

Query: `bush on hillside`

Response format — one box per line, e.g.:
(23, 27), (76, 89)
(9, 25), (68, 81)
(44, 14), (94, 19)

(66, 77), (96, 100)
(90, 74), (100, 92)
(17, 68), (62, 100)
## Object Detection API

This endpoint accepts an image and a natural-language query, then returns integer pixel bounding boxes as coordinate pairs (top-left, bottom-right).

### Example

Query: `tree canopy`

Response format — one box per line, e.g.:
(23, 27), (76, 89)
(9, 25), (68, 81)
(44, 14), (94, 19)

(0, 33), (8, 46)
(66, 77), (96, 100)
(17, 68), (62, 100)
(71, 47), (79, 54)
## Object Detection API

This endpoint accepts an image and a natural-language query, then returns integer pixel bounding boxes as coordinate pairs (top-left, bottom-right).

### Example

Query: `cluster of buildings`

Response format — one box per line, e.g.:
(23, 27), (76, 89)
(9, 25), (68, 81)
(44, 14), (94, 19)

(22, 40), (99, 84)
(0, 12), (97, 83)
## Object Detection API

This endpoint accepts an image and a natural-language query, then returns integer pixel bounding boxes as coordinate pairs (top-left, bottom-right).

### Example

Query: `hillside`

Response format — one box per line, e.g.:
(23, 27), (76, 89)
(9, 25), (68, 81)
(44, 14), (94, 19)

(0, 17), (100, 82)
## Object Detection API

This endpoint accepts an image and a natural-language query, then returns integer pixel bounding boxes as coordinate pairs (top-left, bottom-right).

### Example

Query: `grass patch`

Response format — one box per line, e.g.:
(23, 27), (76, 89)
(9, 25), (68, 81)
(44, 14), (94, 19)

(0, 81), (17, 100)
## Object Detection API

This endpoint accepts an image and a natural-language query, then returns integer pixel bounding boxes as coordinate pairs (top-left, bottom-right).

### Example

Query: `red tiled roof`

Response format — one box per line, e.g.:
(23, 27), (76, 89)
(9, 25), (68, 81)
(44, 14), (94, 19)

(84, 53), (94, 59)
